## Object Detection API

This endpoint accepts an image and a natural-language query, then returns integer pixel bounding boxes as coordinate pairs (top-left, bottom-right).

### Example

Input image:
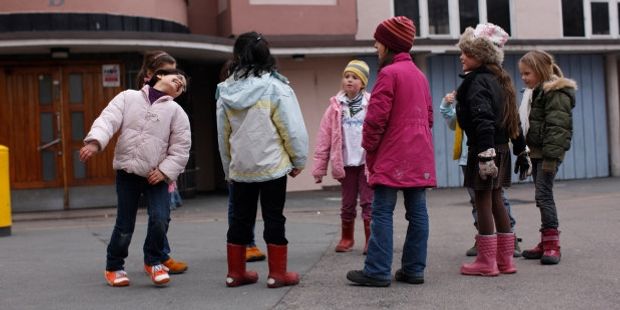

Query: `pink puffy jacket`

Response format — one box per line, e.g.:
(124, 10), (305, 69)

(362, 53), (437, 188)
(312, 91), (371, 180)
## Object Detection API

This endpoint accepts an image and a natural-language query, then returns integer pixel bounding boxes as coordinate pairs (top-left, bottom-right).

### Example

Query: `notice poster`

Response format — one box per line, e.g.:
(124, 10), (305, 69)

(102, 64), (121, 87)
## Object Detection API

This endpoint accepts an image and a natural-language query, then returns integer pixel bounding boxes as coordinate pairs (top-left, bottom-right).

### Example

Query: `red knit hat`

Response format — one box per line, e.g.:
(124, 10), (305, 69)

(374, 16), (416, 53)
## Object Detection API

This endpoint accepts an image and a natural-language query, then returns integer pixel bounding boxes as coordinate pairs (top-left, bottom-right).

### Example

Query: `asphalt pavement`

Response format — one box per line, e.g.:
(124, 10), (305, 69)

(1, 177), (619, 310)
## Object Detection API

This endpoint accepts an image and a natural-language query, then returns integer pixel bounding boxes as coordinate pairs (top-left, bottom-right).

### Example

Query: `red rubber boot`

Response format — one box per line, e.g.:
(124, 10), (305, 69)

(335, 220), (354, 252)
(363, 219), (371, 255)
(226, 243), (258, 287)
(541, 228), (561, 265)
(267, 244), (299, 288)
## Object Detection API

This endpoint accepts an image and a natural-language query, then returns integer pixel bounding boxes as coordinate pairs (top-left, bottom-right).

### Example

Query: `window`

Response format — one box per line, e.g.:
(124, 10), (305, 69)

(562, 0), (585, 36)
(459, 0), (479, 33)
(486, 0), (511, 35)
(394, 0), (420, 32)
(591, 1), (610, 34)
(429, 0), (450, 34)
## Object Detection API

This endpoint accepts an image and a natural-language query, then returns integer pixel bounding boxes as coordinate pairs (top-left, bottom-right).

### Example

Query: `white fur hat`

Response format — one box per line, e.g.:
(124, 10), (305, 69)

(458, 23), (509, 65)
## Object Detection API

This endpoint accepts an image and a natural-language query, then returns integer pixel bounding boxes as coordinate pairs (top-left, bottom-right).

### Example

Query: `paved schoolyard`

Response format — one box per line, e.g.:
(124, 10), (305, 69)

(2, 177), (619, 309)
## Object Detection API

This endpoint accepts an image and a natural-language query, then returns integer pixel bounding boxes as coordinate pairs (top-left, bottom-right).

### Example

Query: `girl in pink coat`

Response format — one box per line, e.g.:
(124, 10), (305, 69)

(313, 60), (373, 254)
(346, 16), (436, 287)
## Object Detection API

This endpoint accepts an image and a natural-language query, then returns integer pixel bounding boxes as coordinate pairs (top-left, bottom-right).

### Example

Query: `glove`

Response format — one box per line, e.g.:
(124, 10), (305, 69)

(514, 150), (532, 181)
(542, 159), (557, 174)
(478, 148), (498, 180)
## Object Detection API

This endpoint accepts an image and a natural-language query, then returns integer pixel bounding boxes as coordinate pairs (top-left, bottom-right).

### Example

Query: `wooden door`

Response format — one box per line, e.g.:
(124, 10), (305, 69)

(1, 64), (122, 208)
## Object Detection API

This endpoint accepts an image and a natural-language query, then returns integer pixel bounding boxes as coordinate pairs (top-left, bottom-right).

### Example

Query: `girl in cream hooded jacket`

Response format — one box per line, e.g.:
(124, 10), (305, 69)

(216, 71), (308, 182)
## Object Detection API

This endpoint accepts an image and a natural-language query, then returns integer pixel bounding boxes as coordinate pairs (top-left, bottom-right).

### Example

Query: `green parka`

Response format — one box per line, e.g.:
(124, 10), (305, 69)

(526, 76), (577, 165)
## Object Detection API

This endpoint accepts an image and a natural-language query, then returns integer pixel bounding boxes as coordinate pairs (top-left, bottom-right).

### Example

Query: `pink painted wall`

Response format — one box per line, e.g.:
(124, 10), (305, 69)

(222, 0), (357, 36)
(355, 0), (392, 40)
(187, 0), (219, 35)
(0, 0), (188, 25)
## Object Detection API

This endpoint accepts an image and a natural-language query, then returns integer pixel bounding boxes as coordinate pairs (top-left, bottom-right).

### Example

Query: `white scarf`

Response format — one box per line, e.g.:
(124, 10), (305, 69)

(519, 88), (533, 136)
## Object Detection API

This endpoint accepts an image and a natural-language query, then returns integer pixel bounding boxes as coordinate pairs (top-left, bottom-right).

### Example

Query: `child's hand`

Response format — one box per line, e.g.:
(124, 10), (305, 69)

(314, 176), (322, 183)
(148, 168), (166, 185)
(289, 168), (302, 178)
(444, 91), (456, 104)
(79, 142), (100, 162)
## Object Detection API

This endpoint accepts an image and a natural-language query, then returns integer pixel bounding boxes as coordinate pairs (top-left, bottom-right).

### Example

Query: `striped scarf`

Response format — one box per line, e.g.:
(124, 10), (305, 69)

(344, 92), (364, 116)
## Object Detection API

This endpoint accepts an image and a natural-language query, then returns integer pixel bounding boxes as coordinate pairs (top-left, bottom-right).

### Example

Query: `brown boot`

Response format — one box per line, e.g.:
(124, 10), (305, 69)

(363, 219), (371, 255)
(335, 220), (354, 252)
(226, 243), (258, 287)
(267, 244), (299, 288)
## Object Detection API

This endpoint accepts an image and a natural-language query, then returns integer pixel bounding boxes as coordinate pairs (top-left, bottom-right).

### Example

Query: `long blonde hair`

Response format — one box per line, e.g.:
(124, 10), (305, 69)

(519, 50), (564, 84)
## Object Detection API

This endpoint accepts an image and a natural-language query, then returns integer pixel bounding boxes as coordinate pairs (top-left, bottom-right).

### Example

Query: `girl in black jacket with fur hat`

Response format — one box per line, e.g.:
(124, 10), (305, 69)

(455, 23), (529, 276)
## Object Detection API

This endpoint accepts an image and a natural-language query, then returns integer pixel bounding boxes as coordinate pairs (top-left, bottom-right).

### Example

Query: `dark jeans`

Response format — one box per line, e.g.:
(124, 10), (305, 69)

(531, 158), (559, 229)
(227, 182), (257, 247)
(227, 176), (288, 245)
(106, 170), (170, 271)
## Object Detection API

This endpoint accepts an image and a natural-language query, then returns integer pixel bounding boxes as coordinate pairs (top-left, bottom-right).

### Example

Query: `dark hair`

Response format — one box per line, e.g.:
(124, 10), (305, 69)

(486, 64), (519, 139)
(147, 68), (189, 92)
(136, 50), (177, 88)
(378, 48), (396, 69)
(219, 59), (234, 82)
(229, 32), (277, 80)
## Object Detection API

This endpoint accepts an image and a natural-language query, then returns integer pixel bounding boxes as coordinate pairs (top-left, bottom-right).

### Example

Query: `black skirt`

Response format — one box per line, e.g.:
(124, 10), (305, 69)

(463, 144), (511, 190)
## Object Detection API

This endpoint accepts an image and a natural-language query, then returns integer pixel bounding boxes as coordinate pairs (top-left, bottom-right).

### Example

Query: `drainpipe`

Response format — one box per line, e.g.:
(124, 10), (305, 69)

(606, 53), (620, 176)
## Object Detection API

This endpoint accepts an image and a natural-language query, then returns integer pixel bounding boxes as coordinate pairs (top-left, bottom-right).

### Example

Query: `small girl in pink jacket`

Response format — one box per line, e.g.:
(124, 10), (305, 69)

(312, 60), (373, 254)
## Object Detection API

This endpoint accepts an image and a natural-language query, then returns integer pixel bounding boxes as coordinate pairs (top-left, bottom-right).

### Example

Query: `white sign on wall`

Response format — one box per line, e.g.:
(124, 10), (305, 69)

(102, 64), (121, 87)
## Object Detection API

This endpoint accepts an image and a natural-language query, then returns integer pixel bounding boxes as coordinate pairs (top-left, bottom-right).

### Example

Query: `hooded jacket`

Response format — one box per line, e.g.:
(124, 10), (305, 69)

(84, 85), (191, 182)
(312, 91), (370, 180)
(362, 53), (436, 188)
(526, 76), (577, 162)
(216, 71), (308, 182)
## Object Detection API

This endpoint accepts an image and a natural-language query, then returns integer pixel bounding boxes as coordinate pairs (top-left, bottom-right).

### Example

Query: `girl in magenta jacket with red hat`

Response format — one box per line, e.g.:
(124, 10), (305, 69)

(346, 16), (436, 287)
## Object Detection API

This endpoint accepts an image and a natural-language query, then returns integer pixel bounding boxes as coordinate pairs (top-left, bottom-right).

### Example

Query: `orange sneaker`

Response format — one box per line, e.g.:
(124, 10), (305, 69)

(144, 264), (170, 286)
(105, 270), (130, 287)
(246, 246), (266, 262)
(163, 257), (188, 274)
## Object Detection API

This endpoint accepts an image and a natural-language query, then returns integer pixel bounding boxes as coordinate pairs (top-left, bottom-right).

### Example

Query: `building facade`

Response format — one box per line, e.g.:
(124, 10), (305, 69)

(1, 0), (618, 211)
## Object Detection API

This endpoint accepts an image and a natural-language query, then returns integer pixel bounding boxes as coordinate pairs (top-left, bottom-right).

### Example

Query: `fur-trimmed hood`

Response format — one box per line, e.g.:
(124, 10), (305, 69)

(543, 75), (578, 92)
(457, 24), (508, 65)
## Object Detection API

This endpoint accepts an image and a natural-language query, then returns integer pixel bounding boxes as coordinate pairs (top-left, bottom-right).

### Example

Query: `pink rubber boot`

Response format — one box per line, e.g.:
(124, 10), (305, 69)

(497, 233), (517, 274)
(461, 234), (500, 276)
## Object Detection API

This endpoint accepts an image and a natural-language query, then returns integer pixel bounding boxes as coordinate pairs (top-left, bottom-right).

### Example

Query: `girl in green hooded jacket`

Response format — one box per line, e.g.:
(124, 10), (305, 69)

(518, 50), (577, 265)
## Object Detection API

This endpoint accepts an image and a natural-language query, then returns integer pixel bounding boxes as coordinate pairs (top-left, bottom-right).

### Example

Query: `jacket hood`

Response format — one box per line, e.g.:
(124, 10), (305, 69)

(543, 75), (578, 92)
(217, 71), (288, 110)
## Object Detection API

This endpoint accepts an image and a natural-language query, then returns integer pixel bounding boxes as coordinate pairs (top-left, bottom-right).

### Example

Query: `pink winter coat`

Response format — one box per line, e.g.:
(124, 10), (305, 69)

(362, 53), (437, 188)
(312, 91), (371, 180)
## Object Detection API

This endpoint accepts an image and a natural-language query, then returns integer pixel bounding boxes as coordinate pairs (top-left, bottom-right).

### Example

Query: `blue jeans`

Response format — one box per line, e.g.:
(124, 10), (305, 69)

(106, 170), (170, 271)
(531, 159), (559, 229)
(363, 186), (429, 280)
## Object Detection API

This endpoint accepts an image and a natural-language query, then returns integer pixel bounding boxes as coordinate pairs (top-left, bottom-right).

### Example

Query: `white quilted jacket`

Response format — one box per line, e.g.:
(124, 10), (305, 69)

(84, 85), (191, 181)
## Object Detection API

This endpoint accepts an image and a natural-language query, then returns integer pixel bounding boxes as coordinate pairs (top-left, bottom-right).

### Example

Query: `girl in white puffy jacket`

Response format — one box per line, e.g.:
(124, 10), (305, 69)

(80, 68), (191, 287)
